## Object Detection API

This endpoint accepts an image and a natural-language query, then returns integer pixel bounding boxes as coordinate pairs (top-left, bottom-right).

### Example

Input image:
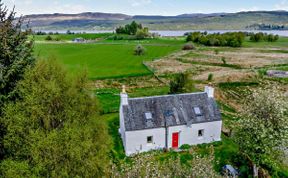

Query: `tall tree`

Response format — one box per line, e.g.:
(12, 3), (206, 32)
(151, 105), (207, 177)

(0, 0), (35, 107)
(0, 59), (111, 177)
(0, 0), (35, 159)
(235, 89), (288, 177)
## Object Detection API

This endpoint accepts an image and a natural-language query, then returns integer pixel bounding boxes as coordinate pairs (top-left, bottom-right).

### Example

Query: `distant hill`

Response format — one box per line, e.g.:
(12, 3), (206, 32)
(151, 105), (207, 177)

(23, 11), (288, 31)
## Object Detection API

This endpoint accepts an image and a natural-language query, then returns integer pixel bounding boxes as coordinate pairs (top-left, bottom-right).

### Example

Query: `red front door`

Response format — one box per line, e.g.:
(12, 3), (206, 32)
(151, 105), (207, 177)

(172, 132), (179, 148)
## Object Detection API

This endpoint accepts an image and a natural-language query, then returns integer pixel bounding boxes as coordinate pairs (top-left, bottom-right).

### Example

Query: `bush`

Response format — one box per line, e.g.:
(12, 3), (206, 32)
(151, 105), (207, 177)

(179, 144), (191, 150)
(169, 73), (188, 94)
(208, 73), (214, 81)
(182, 43), (195, 50)
(54, 37), (61, 41)
(45, 35), (53, 41)
(135, 28), (149, 40)
(134, 44), (145, 56)
(221, 57), (227, 65)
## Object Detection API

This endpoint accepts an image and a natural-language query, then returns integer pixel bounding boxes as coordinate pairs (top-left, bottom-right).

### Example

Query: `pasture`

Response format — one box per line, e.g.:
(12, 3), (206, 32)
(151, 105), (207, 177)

(34, 39), (183, 79)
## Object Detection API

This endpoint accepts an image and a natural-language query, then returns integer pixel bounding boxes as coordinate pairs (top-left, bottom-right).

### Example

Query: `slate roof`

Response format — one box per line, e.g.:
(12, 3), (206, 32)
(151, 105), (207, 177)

(122, 92), (222, 131)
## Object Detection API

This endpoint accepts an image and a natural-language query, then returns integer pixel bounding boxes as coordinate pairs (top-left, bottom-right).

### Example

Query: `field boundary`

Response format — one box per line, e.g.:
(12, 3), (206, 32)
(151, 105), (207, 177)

(143, 61), (167, 84)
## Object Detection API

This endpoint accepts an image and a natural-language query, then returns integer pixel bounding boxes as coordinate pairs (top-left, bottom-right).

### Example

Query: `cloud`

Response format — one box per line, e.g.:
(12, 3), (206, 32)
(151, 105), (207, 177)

(129, 0), (152, 7)
(274, 0), (288, 10)
(2, 0), (91, 15)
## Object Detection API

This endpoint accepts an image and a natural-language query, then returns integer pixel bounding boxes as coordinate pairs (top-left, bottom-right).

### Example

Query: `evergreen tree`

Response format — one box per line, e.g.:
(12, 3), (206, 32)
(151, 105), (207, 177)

(0, 1), (35, 107)
(0, 0), (35, 160)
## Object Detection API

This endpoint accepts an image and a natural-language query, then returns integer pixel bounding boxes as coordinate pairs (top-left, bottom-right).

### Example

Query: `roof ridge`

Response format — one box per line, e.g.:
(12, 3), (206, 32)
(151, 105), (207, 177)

(129, 92), (207, 101)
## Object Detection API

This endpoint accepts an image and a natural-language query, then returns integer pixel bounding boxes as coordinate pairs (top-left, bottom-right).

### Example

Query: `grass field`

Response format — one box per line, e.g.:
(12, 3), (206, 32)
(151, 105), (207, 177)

(33, 33), (112, 41)
(34, 40), (183, 79)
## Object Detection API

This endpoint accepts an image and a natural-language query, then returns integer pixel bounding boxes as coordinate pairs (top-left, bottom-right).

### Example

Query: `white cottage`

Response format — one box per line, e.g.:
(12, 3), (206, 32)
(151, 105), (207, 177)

(119, 86), (222, 156)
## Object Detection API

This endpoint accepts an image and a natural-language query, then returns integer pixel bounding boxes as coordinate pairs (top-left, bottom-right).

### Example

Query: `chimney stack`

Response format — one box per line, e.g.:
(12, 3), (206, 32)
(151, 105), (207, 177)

(205, 86), (214, 98)
(121, 85), (128, 106)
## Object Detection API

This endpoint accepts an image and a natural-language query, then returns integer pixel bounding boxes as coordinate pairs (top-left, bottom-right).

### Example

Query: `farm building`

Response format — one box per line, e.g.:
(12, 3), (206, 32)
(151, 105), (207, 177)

(119, 86), (222, 156)
(72, 37), (85, 43)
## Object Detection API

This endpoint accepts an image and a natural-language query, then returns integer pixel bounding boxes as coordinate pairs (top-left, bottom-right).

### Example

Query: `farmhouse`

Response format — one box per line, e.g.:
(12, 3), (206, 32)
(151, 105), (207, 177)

(119, 86), (222, 156)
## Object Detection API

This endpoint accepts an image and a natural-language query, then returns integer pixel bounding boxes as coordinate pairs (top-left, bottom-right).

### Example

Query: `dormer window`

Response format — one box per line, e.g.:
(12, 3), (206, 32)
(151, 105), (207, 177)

(145, 112), (152, 120)
(194, 107), (202, 116)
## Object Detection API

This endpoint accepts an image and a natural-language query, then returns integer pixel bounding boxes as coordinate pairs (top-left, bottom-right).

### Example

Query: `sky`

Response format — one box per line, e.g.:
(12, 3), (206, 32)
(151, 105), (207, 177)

(2, 0), (288, 16)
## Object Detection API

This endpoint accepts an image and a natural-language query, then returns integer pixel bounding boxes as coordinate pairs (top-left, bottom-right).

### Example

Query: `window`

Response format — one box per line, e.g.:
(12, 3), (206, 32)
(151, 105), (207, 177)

(145, 112), (152, 120)
(194, 107), (202, 116)
(198, 129), (204, 137)
(147, 136), (153, 144)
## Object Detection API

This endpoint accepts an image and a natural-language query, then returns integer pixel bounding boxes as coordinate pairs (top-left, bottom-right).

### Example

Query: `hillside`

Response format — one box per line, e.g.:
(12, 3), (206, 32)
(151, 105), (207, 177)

(23, 11), (288, 31)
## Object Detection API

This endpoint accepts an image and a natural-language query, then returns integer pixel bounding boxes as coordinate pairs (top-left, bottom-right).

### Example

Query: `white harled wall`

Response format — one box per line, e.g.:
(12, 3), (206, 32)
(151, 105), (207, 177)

(124, 128), (166, 156)
(167, 121), (222, 148)
(122, 121), (222, 156)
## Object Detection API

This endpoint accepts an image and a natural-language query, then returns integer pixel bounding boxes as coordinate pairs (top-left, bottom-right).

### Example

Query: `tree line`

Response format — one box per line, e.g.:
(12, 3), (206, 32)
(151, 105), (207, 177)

(186, 32), (245, 47)
(249, 32), (279, 42)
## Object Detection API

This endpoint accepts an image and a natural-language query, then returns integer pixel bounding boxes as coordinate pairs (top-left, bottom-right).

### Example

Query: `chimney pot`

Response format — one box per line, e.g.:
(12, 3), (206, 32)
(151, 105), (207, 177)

(205, 86), (214, 98)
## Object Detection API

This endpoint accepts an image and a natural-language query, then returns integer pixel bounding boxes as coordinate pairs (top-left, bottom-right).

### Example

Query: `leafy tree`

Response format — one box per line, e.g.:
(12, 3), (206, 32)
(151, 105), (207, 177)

(0, 0), (35, 160)
(116, 21), (146, 36)
(235, 89), (288, 177)
(0, 59), (111, 177)
(169, 73), (188, 94)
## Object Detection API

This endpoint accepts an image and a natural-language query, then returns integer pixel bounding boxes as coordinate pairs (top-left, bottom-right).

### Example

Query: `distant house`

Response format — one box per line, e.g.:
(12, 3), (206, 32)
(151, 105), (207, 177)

(119, 86), (222, 156)
(72, 37), (85, 43)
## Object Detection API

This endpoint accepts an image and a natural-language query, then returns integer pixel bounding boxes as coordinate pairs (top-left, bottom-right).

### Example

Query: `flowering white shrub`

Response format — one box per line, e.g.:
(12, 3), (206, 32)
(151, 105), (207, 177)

(110, 146), (221, 178)
(235, 87), (288, 175)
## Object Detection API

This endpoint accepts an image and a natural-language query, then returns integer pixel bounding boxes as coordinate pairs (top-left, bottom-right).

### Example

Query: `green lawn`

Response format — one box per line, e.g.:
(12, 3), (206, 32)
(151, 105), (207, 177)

(34, 41), (182, 79)
(96, 86), (169, 114)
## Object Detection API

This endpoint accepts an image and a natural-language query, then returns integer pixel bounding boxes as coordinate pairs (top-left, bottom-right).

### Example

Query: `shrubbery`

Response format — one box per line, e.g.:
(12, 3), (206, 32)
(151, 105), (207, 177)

(182, 43), (196, 50)
(208, 73), (214, 81)
(249, 32), (279, 42)
(45, 35), (53, 41)
(134, 44), (146, 56)
(186, 32), (245, 47)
